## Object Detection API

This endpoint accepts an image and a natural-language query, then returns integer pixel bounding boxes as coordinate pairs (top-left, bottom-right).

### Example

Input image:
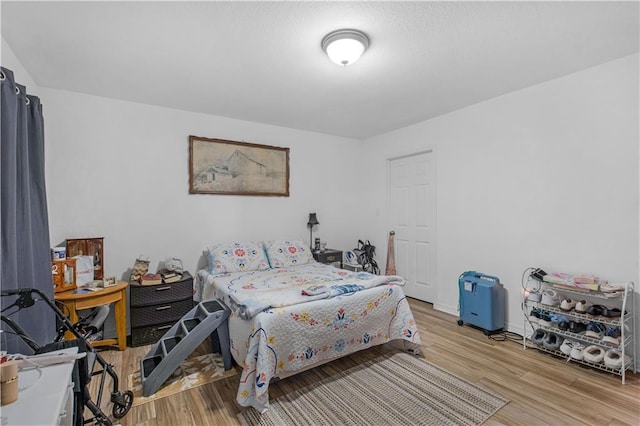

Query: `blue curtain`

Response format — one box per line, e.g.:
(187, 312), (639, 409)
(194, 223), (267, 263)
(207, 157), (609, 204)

(1, 67), (55, 353)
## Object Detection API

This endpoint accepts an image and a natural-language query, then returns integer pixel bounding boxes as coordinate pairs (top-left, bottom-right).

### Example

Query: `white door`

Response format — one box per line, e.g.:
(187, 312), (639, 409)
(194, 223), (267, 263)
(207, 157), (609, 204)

(388, 151), (436, 302)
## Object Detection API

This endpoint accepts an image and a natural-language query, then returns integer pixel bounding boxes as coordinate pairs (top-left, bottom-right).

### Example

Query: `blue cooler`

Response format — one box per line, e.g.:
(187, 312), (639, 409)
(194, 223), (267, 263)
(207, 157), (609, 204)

(457, 271), (504, 334)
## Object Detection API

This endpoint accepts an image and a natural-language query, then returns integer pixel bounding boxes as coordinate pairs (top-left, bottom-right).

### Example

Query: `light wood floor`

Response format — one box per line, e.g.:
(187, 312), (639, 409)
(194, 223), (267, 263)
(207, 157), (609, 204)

(89, 298), (640, 425)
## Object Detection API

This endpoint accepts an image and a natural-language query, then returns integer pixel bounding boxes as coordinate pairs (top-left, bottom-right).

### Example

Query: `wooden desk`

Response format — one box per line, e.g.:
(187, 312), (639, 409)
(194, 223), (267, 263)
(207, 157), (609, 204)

(55, 281), (128, 351)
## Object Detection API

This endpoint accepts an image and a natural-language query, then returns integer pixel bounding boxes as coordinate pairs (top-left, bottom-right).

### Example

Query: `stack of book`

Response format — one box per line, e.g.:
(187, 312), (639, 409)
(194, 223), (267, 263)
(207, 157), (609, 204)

(161, 271), (182, 283)
(140, 273), (162, 285)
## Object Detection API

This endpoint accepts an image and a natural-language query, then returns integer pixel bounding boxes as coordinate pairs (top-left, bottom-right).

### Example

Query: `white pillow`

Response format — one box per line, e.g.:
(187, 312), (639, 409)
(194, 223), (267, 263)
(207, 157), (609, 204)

(207, 241), (270, 274)
(264, 240), (315, 268)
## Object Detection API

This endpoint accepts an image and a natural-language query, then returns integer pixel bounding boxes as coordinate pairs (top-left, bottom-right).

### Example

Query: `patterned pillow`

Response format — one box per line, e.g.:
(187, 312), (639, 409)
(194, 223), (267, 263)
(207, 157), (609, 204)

(264, 240), (315, 268)
(207, 241), (270, 274)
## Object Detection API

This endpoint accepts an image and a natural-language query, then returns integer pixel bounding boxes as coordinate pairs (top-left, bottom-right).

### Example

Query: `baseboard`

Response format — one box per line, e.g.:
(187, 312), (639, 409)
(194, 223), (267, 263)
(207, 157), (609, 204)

(433, 302), (457, 316)
(432, 303), (525, 338)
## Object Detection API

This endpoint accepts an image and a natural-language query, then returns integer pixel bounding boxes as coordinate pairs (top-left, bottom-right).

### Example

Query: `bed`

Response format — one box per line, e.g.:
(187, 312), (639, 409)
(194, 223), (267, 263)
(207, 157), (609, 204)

(194, 240), (421, 411)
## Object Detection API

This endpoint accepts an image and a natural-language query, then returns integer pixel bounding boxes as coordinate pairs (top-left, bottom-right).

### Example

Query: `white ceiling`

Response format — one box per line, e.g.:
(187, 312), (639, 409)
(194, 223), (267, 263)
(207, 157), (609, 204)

(2, 1), (638, 139)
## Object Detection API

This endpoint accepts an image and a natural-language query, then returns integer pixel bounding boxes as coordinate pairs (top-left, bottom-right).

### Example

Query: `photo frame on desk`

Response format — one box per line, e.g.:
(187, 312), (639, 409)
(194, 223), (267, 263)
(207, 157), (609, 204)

(52, 258), (76, 293)
(189, 136), (290, 196)
(103, 276), (117, 287)
(66, 237), (104, 279)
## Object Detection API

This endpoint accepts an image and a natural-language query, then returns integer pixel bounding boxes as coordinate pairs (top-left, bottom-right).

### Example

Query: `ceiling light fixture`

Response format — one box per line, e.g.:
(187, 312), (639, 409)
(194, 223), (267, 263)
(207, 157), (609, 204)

(321, 29), (370, 67)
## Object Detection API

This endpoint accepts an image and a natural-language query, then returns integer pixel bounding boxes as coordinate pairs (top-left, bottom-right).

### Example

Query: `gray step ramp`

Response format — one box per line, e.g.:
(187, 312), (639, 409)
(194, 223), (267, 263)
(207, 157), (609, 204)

(140, 299), (232, 397)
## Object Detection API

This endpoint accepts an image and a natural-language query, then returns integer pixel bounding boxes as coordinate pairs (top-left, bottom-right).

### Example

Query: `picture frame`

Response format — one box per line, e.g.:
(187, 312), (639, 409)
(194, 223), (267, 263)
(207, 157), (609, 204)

(52, 258), (77, 293)
(66, 237), (104, 279)
(103, 276), (117, 287)
(189, 136), (290, 196)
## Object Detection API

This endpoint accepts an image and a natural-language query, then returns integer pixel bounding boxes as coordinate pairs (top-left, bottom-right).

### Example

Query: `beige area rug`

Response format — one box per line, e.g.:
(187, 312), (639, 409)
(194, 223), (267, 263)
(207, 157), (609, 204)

(128, 352), (237, 407)
(239, 351), (509, 426)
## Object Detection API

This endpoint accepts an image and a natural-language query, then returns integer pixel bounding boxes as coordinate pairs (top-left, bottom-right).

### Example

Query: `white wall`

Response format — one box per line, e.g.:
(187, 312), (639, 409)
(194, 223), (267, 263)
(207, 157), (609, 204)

(39, 88), (366, 278)
(1, 37), (38, 89)
(362, 54), (639, 337)
(5, 33), (639, 359)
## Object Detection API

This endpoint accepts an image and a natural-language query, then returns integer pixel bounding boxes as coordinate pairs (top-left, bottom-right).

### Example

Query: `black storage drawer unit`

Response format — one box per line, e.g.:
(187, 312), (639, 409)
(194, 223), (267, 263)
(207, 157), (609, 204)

(130, 298), (193, 328)
(129, 272), (193, 307)
(129, 272), (194, 347)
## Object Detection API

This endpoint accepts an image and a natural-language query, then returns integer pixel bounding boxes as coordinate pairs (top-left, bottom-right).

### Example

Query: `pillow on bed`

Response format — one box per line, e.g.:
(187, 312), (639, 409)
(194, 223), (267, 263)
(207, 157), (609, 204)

(207, 241), (270, 274)
(264, 239), (315, 268)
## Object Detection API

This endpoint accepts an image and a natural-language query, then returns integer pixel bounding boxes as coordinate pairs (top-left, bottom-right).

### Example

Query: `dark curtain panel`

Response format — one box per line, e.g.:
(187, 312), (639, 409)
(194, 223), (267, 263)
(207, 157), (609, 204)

(1, 66), (54, 353)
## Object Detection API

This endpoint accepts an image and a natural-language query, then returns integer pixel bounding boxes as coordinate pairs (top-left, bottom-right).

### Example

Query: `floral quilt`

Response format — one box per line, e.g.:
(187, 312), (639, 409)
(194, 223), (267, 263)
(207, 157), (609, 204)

(202, 264), (405, 319)
(195, 263), (422, 411)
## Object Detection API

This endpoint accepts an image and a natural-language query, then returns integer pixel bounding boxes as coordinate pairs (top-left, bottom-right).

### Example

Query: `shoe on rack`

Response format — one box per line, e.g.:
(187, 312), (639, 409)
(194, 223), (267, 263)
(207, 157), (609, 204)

(575, 300), (589, 314)
(587, 304), (605, 317)
(531, 329), (547, 346)
(560, 340), (575, 356)
(604, 350), (631, 369)
(602, 307), (623, 318)
(558, 321), (570, 331)
(549, 314), (568, 324)
(583, 345), (605, 364)
(600, 282), (626, 293)
(570, 343), (585, 361)
(602, 326), (621, 345)
(527, 290), (542, 302)
(541, 289), (560, 306)
(542, 332), (564, 351)
(529, 307), (542, 318)
(538, 312), (553, 328)
(585, 322), (606, 339)
(560, 298), (577, 312)
(568, 321), (587, 334)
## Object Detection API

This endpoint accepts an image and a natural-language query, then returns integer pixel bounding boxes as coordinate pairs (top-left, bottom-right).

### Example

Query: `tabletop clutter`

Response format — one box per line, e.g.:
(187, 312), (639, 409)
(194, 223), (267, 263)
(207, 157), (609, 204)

(51, 237), (111, 293)
(130, 256), (185, 285)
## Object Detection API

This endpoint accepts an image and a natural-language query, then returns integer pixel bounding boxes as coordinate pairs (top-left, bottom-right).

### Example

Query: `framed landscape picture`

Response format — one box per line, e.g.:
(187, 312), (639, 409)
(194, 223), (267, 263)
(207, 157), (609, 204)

(189, 136), (290, 196)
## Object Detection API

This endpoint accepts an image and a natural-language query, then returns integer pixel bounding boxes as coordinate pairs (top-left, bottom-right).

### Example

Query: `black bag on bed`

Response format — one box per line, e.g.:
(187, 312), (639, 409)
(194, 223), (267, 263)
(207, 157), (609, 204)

(354, 240), (379, 275)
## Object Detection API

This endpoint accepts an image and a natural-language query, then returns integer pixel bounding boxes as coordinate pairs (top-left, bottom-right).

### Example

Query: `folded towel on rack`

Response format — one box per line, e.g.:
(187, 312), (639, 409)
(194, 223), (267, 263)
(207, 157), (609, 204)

(543, 273), (570, 285)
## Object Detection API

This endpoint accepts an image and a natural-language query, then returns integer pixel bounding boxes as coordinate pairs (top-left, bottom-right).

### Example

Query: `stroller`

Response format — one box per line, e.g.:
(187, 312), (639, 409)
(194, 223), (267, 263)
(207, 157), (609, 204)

(1, 288), (133, 425)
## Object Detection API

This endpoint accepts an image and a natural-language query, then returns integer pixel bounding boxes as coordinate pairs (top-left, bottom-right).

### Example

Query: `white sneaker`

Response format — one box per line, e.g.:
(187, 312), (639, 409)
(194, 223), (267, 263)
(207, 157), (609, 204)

(560, 298), (577, 312)
(600, 282), (626, 293)
(527, 290), (542, 302)
(603, 291), (624, 299)
(541, 289), (560, 307)
(560, 340), (575, 356)
(604, 350), (631, 369)
(583, 345), (605, 364)
(575, 300), (589, 314)
(570, 343), (585, 361)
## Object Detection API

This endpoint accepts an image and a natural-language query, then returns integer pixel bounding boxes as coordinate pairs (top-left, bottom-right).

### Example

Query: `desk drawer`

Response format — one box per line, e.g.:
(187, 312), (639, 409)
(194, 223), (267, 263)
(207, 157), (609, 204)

(130, 274), (193, 307)
(130, 298), (194, 328)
